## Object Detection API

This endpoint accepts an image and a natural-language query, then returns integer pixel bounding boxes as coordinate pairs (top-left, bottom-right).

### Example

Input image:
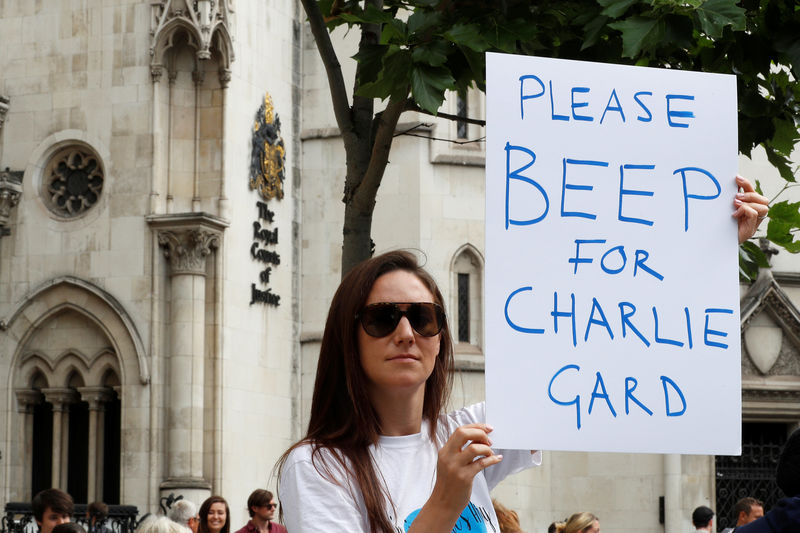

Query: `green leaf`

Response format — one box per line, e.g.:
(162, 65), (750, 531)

(597, 0), (639, 19)
(407, 11), (442, 35)
(355, 48), (412, 100)
(410, 65), (455, 113)
(771, 117), (800, 156)
(766, 200), (800, 253)
(739, 240), (769, 281)
(764, 145), (797, 183)
(353, 44), (389, 85)
(381, 19), (407, 44)
(444, 24), (490, 52)
(338, 5), (394, 25)
(581, 15), (610, 51)
(695, 0), (745, 38)
(411, 40), (450, 67)
(608, 16), (664, 57)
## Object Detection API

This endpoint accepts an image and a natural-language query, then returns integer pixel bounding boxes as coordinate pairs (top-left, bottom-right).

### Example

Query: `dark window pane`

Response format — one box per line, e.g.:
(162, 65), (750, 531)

(457, 93), (468, 139)
(458, 273), (469, 342)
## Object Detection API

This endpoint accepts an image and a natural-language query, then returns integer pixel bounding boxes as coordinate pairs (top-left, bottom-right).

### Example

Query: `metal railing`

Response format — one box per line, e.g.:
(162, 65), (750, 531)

(1, 504), (142, 533)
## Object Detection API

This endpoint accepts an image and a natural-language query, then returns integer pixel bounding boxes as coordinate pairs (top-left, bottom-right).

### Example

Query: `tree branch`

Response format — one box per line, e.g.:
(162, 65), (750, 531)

(405, 101), (486, 127)
(353, 98), (407, 213)
(300, 0), (355, 140)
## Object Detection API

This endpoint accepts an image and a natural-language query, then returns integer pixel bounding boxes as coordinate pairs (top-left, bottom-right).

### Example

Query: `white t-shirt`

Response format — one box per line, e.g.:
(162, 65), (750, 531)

(280, 402), (541, 533)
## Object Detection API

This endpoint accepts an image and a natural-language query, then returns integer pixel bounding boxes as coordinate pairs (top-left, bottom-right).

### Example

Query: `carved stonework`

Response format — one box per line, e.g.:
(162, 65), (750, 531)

(741, 268), (800, 376)
(42, 387), (79, 411)
(157, 228), (220, 275)
(14, 389), (43, 414)
(42, 147), (104, 218)
(0, 168), (23, 235)
(77, 386), (114, 410)
(0, 95), (9, 132)
(219, 68), (231, 88)
(150, 0), (234, 71)
(151, 64), (165, 83)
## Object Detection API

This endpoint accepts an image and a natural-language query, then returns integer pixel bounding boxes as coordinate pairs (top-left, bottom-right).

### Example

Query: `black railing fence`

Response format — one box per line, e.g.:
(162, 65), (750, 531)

(1, 504), (143, 533)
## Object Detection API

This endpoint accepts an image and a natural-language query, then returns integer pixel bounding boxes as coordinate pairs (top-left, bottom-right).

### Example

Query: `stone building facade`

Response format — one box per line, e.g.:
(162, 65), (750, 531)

(1, 2), (799, 533)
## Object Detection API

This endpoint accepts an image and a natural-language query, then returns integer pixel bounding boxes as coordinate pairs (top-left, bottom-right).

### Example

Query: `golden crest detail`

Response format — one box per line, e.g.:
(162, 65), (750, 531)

(250, 93), (285, 201)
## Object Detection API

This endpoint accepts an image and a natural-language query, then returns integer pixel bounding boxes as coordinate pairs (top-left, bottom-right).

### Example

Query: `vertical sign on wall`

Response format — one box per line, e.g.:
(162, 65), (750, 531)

(485, 53), (741, 454)
(249, 92), (285, 306)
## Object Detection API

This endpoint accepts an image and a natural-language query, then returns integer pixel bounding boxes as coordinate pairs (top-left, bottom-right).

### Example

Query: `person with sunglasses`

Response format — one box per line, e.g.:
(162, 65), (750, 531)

(234, 490), (285, 533)
(277, 177), (767, 533)
(278, 250), (541, 533)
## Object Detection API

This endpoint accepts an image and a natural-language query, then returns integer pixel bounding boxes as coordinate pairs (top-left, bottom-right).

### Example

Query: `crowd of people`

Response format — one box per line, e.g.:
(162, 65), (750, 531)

(30, 489), (286, 533)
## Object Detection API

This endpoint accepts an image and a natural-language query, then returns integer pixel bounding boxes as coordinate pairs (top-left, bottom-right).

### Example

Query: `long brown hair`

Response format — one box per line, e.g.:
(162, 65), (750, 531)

(198, 496), (230, 533)
(278, 250), (455, 533)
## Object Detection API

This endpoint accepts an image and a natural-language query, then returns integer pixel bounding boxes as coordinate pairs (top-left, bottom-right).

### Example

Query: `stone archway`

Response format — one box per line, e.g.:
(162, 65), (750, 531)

(1, 276), (147, 503)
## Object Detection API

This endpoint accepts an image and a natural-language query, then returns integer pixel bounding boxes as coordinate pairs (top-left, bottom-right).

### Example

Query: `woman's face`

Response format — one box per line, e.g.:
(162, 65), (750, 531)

(207, 502), (227, 533)
(583, 520), (600, 533)
(358, 270), (441, 399)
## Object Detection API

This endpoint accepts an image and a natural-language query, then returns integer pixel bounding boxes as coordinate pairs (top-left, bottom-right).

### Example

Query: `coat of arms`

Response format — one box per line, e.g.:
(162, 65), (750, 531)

(250, 93), (286, 200)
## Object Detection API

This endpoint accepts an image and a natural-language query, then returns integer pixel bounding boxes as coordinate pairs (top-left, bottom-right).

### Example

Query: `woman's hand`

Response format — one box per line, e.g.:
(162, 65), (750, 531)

(407, 424), (501, 533)
(734, 175), (769, 244)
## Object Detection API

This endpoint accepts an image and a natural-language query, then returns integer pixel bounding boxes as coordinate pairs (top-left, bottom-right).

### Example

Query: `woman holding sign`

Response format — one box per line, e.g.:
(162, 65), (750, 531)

(277, 177), (766, 533)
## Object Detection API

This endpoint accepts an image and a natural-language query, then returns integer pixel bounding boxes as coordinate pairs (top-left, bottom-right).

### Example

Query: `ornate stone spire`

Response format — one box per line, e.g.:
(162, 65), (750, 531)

(150, 0), (234, 78)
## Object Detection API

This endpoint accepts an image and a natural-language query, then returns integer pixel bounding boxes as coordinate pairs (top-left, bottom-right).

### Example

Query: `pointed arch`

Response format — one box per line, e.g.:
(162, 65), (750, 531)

(450, 244), (484, 352)
(1, 276), (149, 385)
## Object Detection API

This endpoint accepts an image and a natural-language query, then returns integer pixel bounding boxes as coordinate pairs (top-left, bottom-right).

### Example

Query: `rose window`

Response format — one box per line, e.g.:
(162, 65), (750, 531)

(44, 147), (104, 217)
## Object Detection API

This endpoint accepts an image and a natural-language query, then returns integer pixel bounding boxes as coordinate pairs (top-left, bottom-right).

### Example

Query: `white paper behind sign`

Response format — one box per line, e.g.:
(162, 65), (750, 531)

(485, 52), (741, 455)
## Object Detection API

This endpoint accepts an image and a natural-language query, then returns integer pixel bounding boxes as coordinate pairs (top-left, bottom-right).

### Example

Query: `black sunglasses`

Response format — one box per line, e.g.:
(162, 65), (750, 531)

(357, 302), (445, 338)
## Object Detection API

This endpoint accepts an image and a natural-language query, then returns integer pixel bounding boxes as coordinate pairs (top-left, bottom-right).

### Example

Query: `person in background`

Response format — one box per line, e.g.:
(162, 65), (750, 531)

(492, 499), (523, 533)
(692, 506), (714, 533)
(234, 490), (286, 533)
(32, 489), (73, 533)
(553, 512), (599, 533)
(198, 497), (230, 533)
(136, 516), (190, 533)
(167, 499), (199, 533)
(721, 497), (765, 533)
(53, 524), (86, 533)
(86, 502), (112, 533)
(737, 428), (800, 533)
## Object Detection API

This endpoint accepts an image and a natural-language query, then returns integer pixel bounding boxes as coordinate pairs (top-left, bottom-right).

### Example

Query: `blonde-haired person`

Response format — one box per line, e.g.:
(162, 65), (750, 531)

(137, 516), (191, 533)
(555, 513), (600, 533)
(492, 499), (523, 533)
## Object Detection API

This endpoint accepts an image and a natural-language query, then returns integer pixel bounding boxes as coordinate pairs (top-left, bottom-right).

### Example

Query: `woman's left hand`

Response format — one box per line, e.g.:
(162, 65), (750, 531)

(734, 175), (769, 244)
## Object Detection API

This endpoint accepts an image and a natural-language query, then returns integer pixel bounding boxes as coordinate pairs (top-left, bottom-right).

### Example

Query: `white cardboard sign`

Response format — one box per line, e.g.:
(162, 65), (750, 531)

(485, 52), (741, 455)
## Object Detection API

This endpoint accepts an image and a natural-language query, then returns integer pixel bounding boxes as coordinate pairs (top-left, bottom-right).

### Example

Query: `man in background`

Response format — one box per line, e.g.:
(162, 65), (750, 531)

(738, 428), (800, 533)
(233, 490), (285, 533)
(167, 499), (199, 533)
(32, 489), (73, 533)
(721, 497), (764, 533)
(692, 506), (714, 533)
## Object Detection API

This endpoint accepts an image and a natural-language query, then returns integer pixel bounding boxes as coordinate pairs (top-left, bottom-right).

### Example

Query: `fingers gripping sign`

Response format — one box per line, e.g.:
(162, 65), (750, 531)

(432, 424), (503, 515)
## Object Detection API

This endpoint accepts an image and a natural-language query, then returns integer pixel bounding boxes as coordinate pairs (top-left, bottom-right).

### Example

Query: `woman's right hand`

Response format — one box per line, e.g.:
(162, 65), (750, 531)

(430, 423), (503, 515)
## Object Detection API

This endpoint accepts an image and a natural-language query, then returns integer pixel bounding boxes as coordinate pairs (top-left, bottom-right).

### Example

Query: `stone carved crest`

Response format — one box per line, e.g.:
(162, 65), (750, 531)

(249, 93), (285, 201)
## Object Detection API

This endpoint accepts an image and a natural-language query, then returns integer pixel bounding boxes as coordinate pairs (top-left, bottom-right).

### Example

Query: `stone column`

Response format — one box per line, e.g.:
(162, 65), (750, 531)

(147, 214), (225, 500)
(15, 389), (43, 498)
(663, 453), (682, 533)
(78, 387), (113, 502)
(42, 388), (78, 488)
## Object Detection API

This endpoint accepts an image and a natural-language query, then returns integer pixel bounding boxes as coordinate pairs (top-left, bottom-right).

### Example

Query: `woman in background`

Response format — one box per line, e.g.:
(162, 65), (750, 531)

(198, 497), (229, 533)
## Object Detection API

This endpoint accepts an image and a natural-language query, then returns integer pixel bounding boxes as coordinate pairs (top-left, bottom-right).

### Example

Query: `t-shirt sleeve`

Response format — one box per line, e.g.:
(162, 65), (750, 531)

(279, 447), (370, 532)
(447, 402), (542, 491)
